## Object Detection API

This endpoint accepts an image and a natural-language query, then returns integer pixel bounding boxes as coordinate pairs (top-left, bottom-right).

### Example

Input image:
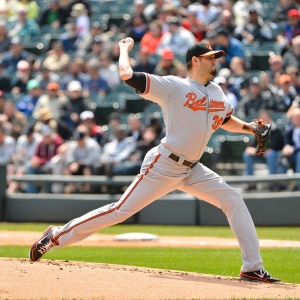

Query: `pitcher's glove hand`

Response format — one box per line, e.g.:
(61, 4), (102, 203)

(243, 119), (271, 155)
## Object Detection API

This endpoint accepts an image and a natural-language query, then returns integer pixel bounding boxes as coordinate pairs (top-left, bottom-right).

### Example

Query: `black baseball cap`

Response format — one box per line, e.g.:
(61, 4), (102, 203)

(185, 42), (224, 64)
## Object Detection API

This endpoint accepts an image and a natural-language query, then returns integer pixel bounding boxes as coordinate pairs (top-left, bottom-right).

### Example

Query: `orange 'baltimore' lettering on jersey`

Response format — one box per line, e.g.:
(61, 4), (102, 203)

(208, 99), (225, 112)
(184, 92), (207, 111)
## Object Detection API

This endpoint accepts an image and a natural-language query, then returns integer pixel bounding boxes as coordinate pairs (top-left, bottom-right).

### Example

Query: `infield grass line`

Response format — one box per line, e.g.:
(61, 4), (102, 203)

(0, 223), (300, 241)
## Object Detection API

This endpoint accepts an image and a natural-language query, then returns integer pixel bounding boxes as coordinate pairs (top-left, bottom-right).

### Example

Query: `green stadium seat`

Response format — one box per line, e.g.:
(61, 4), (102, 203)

(217, 134), (250, 164)
(123, 94), (147, 114)
(94, 103), (120, 125)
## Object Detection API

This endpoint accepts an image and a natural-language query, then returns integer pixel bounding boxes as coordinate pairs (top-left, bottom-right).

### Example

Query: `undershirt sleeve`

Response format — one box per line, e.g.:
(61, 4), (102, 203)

(124, 72), (146, 93)
(221, 115), (231, 125)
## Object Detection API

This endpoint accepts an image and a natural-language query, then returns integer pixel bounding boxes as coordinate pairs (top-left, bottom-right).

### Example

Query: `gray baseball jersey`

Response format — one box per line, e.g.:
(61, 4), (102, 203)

(139, 74), (233, 161)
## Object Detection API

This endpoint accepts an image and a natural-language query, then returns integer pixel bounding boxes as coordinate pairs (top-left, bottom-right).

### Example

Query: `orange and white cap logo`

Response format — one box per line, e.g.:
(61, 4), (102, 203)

(205, 43), (213, 51)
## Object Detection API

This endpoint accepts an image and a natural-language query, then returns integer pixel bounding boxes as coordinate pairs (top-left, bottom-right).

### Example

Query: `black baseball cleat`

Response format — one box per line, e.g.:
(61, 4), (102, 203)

(240, 269), (280, 283)
(28, 225), (58, 262)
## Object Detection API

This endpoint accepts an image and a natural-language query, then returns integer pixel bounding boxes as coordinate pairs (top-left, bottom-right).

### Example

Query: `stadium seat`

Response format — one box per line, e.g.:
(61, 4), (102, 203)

(94, 103), (120, 125)
(217, 134), (250, 164)
(123, 94), (147, 114)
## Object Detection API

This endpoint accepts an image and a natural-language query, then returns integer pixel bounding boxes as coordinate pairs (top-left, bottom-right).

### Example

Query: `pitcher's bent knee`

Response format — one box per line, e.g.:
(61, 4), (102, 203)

(221, 189), (245, 215)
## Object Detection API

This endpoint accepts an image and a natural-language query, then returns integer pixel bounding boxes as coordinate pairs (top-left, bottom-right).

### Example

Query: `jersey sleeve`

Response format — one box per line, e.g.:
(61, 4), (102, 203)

(138, 73), (175, 105)
(225, 104), (234, 118)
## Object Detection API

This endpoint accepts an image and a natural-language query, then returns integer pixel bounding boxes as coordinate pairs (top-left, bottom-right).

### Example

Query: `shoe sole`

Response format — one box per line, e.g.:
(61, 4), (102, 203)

(240, 274), (280, 284)
(28, 225), (56, 262)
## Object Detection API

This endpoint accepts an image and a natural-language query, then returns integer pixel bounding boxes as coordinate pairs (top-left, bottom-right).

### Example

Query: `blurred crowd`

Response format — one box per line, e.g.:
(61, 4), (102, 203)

(1, 0), (300, 193)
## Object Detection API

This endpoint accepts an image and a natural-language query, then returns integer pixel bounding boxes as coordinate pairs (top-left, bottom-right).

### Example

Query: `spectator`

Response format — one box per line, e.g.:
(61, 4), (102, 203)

(64, 124), (101, 193)
(259, 71), (277, 101)
(99, 52), (120, 89)
(234, 9), (273, 45)
(279, 8), (300, 45)
(26, 124), (63, 193)
(233, 0), (263, 27)
(125, 14), (148, 42)
(126, 114), (143, 142)
(7, 6), (39, 39)
(101, 112), (121, 145)
(154, 47), (184, 76)
(61, 80), (89, 130)
(156, 16), (195, 56)
(132, 46), (156, 74)
(70, 3), (89, 38)
(143, 0), (165, 21)
(229, 56), (249, 99)
(99, 125), (136, 176)
(280, 107), (300, 191)
(65, 0), (90, 18)
(237, 77), (270, 118)
(132, 0), (147, 20)
(270, 74), (297, 112)
(286, 66), (300, 93)
(80, 110), (103, 145)
(34, 66), (60, 91)
(113, 126), (159, 175)
(0, 0), (18, 20)
(59, 59), (88, 91)
(110, 41), (121, 63)
(0, 20), (10, 54)
(35, 106), (72, 141)
(218, 67), (241, 101)
(17, 0), (39, 19)
(49, 141), (70, 193)
(271, 0), (297, 24)
(155, 4), (177, 33)
(0, 60), (11, 92)
(7, 124), (42, 193)
(86, 60), (110, 97)
(215, 27), (245, 68)
(0, 122), (15, 166)
(209, 9), (236, 34)
(11, 59), (32, 94)
(242, 109), (285, 191)
(268, 54), (284, 85)
(59, 20), (79, 53)
(121, 0), (147, 32)
(145, 115), (165, 141)
(182, 5), (205, 42)
(283, 35), (300, 70)
(42, 41), (71, 73)
(84, 36), (104, 62)
(39, 0), (68, 28)
(191, 0), (219, 26)
(2, 100), (27, 140)
(32, 82), (68, 121)
(2, 36), (29, 74)
(76, 21), (111, 57)
(16, 79), (42, 117)
(213, 76), (238, 112)
(0, 91), (5, 113)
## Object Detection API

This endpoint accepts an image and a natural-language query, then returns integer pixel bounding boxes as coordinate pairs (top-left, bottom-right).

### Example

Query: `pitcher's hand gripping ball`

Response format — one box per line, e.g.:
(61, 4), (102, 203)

(243, 119), (271, 155)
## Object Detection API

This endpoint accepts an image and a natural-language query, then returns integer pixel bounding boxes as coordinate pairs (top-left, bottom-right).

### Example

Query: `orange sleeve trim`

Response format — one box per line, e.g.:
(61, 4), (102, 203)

(53, 154), (161, 243)
(226, 108), (234, 117)
(139, 73), (150, 95)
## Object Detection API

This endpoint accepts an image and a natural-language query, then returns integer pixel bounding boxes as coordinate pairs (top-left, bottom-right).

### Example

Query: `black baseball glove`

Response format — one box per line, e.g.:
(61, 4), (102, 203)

(243, 119), (271, 155)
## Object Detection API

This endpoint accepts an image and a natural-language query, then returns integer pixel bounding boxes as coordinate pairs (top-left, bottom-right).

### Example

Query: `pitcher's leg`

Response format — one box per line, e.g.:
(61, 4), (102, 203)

(52, 157), (180, 247)
(181, 164), (263, 272)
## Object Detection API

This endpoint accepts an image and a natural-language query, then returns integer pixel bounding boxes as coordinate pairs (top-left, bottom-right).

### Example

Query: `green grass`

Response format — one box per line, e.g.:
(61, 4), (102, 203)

(0, 223), (300, 240)
(1, 246), (299, 284)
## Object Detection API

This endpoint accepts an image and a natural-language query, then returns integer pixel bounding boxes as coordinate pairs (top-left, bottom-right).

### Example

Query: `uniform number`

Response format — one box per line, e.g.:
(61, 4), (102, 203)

(212, 115), (224, 130)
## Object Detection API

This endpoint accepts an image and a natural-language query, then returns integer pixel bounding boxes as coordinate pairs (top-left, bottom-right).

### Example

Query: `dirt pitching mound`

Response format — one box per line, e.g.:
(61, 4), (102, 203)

(1, 258), (299, 300)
